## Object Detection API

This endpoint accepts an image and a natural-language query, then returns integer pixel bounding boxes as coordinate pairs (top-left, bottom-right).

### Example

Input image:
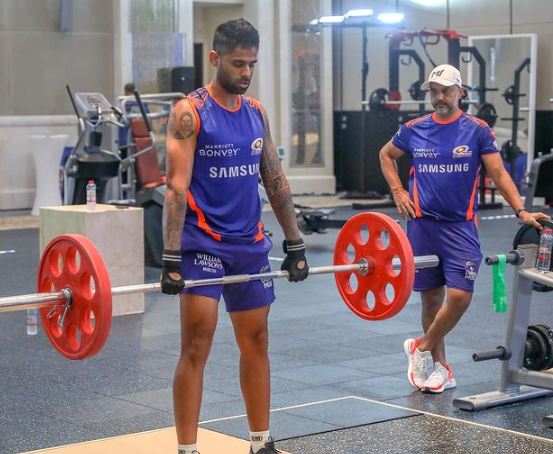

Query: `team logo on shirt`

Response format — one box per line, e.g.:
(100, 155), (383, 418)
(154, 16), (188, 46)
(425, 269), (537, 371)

(452, 145), (472, 158)
(251, 137), (264, 155)
(465, 261), (477, 281)
(259, 265), (273, 288)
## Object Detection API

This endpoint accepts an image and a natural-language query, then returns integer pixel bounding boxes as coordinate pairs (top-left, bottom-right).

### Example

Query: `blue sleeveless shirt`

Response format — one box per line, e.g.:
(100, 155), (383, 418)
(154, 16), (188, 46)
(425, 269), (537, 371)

(183, 87), (265, 243)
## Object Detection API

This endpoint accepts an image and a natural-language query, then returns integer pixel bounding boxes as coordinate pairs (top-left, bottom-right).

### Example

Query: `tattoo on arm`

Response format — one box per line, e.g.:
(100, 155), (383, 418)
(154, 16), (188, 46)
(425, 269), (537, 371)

(259, 111), (301, 240)
(163, 103), (196, 249)
(168, 110), (195, 141)
(162, 187), (187, 251)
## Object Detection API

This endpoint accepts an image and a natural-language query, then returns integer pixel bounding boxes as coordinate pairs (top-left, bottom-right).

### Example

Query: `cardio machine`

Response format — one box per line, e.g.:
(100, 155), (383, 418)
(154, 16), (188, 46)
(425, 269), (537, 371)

(64, 86), (156, 205)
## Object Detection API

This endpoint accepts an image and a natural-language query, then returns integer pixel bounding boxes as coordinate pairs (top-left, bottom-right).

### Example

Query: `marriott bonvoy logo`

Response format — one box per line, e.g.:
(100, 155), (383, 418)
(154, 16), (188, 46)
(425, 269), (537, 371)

(198, 143), (239, 157)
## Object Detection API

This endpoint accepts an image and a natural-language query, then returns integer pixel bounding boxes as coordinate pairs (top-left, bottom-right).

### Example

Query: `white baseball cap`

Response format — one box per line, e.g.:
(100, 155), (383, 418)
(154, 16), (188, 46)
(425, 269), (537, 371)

(421, 64), (463, 90)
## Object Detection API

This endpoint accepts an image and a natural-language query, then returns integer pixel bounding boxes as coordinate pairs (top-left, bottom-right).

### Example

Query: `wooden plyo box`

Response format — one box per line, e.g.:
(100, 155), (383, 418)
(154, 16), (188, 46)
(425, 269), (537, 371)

(39, 204), (145, 316)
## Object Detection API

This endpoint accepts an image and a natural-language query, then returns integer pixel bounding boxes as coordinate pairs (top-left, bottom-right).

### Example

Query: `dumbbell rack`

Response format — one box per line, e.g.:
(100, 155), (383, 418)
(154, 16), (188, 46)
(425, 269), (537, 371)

(453, 244), (553, 425)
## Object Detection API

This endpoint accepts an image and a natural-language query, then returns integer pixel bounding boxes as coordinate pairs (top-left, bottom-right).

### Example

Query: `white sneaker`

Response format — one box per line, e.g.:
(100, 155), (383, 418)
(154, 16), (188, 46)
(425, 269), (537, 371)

(403, 338), (432, 389)
(421, 362), (456, 394)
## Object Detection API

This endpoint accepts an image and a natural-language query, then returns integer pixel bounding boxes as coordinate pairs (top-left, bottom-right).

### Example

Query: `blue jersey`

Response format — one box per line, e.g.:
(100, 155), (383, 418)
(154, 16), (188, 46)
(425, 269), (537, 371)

(183, 87), (265, 242)
(392, 111), (499, 222)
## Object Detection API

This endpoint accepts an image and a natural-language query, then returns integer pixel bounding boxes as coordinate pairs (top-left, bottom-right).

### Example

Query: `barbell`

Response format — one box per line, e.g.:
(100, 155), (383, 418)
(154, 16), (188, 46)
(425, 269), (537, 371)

(0, 212), (439, 361)
(365, 98), (481, 107)
(364, 88), (481, 112)
(363, 88), (502, 126)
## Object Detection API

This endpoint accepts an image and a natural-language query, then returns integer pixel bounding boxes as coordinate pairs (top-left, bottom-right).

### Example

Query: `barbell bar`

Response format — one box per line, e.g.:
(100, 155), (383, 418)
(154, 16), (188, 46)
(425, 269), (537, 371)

(0, 255), (439, 314)
(2, 212), (440, 360)
(361, 98), (480, 106)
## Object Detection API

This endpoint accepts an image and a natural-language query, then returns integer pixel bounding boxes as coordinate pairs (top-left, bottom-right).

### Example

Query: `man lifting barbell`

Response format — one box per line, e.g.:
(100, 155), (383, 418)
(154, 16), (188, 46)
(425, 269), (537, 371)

(0, 212), (441, 355)
(379, 63), (550, 394)
(160, 19), (307, 454)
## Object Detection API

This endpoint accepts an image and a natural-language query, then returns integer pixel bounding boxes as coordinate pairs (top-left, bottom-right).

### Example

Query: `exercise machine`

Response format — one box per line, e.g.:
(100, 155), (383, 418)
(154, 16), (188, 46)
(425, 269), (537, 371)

(64, 86), (155, 205)
(453, 219), (553, 426)
(117, 92), (184, 201)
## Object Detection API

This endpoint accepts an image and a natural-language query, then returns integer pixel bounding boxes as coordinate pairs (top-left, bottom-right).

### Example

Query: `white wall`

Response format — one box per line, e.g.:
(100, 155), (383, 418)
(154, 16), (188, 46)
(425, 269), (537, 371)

(0, 117), (77, 210)
(0, 0), (114, 116)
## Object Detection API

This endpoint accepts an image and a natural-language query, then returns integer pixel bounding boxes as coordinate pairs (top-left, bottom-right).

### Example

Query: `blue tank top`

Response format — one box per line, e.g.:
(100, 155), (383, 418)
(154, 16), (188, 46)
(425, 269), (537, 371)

(183, 87), (265, 242)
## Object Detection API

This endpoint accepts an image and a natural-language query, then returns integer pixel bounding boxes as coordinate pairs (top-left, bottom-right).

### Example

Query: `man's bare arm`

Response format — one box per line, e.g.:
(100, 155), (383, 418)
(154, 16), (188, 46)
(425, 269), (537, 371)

(163, 100), (197, 251)
(379, 140), (406, 190)
(379, 141), (415, 218)
(258, 108), (301, 241)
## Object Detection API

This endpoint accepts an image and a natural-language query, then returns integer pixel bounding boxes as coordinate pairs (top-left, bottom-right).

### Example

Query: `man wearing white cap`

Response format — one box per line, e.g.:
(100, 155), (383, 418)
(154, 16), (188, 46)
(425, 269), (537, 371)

(379, 64), (549, 393)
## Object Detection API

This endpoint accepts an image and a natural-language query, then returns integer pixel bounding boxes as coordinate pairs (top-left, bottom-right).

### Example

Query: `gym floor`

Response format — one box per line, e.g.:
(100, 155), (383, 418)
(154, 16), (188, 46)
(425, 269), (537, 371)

(2, 202), (553, 454)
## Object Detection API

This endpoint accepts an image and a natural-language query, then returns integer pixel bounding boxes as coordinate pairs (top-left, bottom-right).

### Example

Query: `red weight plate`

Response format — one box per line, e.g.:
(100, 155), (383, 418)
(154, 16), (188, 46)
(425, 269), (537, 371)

(334, 212), (415, 321)
(384, 90), (401, 111)
(37, 234), (112, 360)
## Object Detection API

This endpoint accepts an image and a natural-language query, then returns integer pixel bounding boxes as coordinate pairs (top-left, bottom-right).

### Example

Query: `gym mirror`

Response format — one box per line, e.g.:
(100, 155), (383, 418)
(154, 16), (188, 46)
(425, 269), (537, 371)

(467, 33), (537, 178)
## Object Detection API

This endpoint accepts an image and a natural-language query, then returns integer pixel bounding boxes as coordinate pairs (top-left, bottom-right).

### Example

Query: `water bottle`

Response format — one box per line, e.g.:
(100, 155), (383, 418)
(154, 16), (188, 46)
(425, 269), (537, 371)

(536, 227), (553, 272)
(86, 179), (96, 211)
(26, 308), (38, 336)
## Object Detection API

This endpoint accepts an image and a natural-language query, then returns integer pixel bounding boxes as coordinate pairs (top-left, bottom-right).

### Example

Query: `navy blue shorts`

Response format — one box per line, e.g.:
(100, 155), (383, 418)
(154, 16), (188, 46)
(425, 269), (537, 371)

(406, 217), (482, 293)
(180, 225), (275, 312)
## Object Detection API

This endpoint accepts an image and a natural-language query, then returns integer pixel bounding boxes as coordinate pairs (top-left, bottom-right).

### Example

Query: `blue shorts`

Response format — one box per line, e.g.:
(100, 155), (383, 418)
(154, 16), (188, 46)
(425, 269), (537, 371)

(180, 225), (275, 312)
(406, 217), (482, 293)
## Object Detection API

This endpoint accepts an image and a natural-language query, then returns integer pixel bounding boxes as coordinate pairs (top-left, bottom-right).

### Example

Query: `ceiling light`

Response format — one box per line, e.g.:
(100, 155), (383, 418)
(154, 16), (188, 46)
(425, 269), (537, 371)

(377, 12), (405, 24)
(410, 0), (445, 6)
(318, 15), (345, 24)
(345, 9), (374, 17)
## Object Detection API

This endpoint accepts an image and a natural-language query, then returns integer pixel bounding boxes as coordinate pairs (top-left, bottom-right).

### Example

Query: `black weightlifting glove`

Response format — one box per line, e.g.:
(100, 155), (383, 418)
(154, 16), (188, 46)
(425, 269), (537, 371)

(281, 239), (309, 282)
(161, 249), (185, 295)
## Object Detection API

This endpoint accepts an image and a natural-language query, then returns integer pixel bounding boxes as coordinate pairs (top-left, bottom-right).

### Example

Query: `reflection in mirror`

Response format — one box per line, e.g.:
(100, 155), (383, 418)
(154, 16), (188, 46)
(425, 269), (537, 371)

(291, 0), (324, 168)
(467, 34), (537, 184)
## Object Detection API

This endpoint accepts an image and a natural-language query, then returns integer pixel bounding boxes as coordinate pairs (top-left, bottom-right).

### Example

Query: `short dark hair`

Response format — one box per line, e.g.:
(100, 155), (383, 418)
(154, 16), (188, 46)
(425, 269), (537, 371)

(124, 82), (135, 94)
(213, 18), (259, 54)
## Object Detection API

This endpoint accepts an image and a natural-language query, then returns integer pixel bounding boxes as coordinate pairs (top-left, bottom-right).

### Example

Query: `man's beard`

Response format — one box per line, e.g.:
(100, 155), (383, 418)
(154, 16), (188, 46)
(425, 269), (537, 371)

(433, 101), (454, 115)
(218, 71), (250, 95)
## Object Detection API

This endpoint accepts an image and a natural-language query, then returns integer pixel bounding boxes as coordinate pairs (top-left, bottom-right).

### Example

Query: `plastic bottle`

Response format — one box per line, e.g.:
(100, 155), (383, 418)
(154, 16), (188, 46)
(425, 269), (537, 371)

(536, 227), (553, 272)
(26, 308), (38, 336)
(86, 179), (96, 211)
